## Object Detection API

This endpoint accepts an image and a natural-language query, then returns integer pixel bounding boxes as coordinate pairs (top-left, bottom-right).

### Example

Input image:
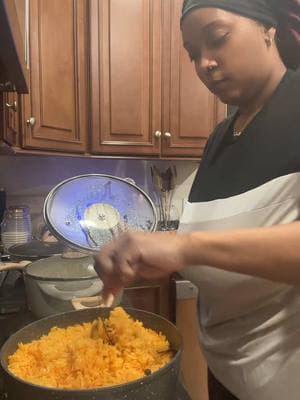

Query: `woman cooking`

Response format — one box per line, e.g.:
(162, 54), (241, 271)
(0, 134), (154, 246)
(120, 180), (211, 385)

(95, 1), (300, 399)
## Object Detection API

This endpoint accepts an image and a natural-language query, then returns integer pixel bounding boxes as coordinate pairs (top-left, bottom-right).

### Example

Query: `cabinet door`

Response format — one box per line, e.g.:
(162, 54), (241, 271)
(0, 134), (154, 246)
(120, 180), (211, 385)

(123, 277), (171, 320)
(90, 0), (162, 156)
(0, 0), (28, 93)
(162, 0), (226, 158)
(2, 92), (20, 147)
(22, 0), (88, 153)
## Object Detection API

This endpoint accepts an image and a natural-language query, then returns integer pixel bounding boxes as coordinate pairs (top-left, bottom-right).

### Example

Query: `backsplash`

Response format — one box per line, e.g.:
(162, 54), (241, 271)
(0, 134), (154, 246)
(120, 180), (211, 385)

(0, 155), (198, 234)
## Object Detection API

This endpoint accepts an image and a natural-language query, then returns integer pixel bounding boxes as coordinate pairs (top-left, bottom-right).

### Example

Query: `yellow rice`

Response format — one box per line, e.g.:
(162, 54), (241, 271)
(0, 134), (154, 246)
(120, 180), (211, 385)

(8, 307), (172, 389)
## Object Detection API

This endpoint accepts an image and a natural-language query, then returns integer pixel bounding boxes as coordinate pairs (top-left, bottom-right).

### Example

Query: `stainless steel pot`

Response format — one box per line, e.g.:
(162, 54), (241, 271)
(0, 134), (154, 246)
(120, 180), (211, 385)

(0, 308), (182, 400)
(0, 254), (122, 318)
(24, 254), (110, 318)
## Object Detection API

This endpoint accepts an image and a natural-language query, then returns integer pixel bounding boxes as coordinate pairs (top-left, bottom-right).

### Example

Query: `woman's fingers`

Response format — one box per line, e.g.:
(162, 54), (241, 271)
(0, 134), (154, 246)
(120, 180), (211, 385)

(117, 257), (138, 284)
(94, 233), (140, 291)
(94, 250), (120, 292)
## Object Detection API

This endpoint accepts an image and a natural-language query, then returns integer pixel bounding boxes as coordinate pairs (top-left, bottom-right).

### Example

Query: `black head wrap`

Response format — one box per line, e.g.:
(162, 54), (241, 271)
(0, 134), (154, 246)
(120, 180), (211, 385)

(181, 0), (300, 69)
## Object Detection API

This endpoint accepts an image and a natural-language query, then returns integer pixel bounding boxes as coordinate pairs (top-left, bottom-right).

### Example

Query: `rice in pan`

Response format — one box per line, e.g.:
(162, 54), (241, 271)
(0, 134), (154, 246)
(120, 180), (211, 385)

(8, 307), (172, 389)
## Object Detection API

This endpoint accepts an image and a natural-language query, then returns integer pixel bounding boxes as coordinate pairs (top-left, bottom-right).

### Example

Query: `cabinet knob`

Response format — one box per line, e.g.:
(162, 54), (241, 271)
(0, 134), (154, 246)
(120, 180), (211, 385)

(26, 117), (36, 127)
(164, 132), (172, 139)
(5, 101), (18, 112)
(154, 131), (162, 139)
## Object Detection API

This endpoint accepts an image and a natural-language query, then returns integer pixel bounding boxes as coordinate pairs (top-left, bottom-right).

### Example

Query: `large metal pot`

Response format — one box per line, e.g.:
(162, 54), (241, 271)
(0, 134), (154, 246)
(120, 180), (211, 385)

(0, 253), (122, 318)
(23, 254), (123, 318)
(0, 308), (182, 400)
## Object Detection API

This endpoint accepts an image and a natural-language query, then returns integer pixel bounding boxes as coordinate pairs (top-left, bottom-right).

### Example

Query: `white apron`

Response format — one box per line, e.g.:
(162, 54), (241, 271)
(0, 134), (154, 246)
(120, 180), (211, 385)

(178, 172), (300, 400)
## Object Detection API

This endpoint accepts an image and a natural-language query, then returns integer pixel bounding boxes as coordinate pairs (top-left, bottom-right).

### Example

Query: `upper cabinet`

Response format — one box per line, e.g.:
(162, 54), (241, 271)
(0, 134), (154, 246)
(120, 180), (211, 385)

(1, 0), (226, 159)
(21, 0), (88, 153)
(0, 0), (29, 93)
(90, 0), (162, 156)
(90, 0), (226, 158)
(161, 0), (226, 158)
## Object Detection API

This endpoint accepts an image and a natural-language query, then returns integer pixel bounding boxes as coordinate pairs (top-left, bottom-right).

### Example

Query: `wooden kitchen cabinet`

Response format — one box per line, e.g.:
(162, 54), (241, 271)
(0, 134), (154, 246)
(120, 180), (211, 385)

(89, 0), (162, 156)
(124, 277), (172, 321)
(90, 0), (226, 158)
(21, 0), (88, 153)
(161, 0), (226, 158)
(2, 0), (226, 159)
(0, 1), (25, 148)
(0, 0), (28, 93)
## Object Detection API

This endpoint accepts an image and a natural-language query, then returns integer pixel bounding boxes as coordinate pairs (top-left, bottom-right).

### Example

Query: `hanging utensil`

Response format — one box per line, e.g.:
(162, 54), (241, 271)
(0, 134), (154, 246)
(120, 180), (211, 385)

(151, 166), (177, 230)
(150, 166), (164, 225)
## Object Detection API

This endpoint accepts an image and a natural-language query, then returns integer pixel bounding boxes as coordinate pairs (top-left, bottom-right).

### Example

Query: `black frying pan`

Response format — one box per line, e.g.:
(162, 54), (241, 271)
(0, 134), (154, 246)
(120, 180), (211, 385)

(0, 308), (182, 400)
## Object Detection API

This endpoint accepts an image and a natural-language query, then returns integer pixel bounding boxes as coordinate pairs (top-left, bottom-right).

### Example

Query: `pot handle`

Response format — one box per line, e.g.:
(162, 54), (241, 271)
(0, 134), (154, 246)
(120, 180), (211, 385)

(0, 260), (31, 272)
(71, 295), (103, 310)
(72, 293), (115, 310)
(36, 280), (103, 301)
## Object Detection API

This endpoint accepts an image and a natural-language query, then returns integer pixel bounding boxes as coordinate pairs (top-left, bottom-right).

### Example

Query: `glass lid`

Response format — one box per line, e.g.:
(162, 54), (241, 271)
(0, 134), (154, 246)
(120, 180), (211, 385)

(43, 174), (157, 253)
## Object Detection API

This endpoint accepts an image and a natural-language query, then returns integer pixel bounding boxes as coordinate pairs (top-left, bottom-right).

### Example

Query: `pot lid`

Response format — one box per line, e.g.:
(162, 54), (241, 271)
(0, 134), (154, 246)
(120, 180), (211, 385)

(8, 239), (65, 260)
(43, 174), (157, 253)
(25, 255), (97, 281)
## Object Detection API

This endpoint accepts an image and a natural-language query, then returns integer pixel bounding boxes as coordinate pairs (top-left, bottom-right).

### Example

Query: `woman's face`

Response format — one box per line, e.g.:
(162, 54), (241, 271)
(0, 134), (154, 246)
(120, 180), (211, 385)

(181, 8), (275, 105)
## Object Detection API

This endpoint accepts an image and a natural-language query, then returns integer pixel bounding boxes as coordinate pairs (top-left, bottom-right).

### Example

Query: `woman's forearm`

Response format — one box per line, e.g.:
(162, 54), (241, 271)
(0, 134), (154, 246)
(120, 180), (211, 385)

(184, 222), (300, 285)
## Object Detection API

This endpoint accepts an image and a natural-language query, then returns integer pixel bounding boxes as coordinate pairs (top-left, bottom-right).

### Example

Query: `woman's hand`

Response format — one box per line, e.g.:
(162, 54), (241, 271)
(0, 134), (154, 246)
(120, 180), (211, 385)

(97, 222), (300, 291)
(94, 232), (189, 295)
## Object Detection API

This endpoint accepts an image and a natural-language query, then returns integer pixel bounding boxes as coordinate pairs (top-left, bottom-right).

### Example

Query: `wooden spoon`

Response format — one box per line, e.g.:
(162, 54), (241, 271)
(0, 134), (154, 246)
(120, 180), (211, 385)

(89, 290), (115, 343)
(90, 316), (114, 344)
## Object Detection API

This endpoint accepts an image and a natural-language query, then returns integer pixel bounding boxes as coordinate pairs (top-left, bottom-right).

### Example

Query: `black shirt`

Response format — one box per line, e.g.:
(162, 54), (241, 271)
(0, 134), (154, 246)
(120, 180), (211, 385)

(189, 69), (300, 202)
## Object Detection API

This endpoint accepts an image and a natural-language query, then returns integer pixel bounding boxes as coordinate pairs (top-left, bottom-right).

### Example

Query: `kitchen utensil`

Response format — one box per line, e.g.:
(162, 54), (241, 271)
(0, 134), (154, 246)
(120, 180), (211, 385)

(41, 174), (157, 314)
(91, 293), (115, 344)
(23, 255), (108, 318)
(7, 239), (64, 261)
(0, 254), (120, 318)
(151, 166), (177, 231)
(0, 308), (182, 400)
(43, 174), (157, 253)
(90, 317), (114, 344)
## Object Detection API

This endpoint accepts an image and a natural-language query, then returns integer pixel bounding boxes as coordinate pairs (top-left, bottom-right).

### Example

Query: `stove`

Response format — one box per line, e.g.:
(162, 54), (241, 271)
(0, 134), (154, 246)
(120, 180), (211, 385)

(0, 272), (191, 400)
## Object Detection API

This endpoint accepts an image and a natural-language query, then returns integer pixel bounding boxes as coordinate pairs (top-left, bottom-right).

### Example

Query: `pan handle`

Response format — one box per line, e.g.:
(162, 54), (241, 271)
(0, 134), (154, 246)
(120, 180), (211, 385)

(0, 260), (31, 272)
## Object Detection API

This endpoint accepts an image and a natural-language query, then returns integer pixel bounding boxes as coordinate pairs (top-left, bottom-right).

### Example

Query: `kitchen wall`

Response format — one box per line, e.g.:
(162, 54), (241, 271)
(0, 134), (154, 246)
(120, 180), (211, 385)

(0, 155), (198, 234)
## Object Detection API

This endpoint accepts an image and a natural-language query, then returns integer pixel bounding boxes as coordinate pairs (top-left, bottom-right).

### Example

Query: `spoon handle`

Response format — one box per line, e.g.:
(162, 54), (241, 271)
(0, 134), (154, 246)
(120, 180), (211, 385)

(100, 291), (115, 308)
